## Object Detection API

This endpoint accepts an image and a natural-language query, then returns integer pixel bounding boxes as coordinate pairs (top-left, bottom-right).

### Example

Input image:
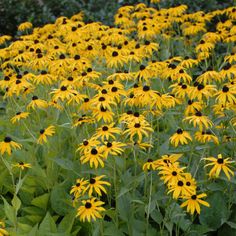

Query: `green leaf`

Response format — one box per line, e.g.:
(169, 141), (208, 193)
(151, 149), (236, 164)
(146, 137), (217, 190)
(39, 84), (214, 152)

(12, 195), (21, 213)
(58, 211), (76, 233)
(38, 212), (57, 235)
(31, 193), (49, 210)
(2, 196), (15, 225)
(17, 223), (32, 233)
(227, 221), (236, 229)
(28, 224), (38, 236)
(50, 184), (73, 215)
(150, 210), (163, 224)
(53, 158), (74, 170)
(199, 191), (230, 230)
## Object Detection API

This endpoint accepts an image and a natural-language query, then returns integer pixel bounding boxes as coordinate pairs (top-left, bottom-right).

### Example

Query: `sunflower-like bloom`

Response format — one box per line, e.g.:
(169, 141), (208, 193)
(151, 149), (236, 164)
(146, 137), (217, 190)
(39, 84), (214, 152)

(93, 123), (121, 142)
(169, 129), (192, 147)
(27, 96), (48, 110)
(10, 112), (30, 124)
(70, 178), (88, 199)
(195, 131), (219, 144)
(76, 138), (101, 155)
(76, 197), (105, 222)
(102, 141), (126, 158)
(142, 158), (159, 171)
(106, 50), (127, 68)
(13, 162), (31, 170)
(50, 86), (78, 102)
(155, 153), (183, 168)
(158, 164), (186, 185)
(183, 111), (213, 131)
(189, 83), (217, 100)
(184, 100), (203, 116)
(123, 120), (153, 142)
(0, 221), (9, 236)
(215, 85), (236, 105)
(203, 154), (235, 180)
(167, 178), (196, 199)
(18, 22), (33, 31)
(80, 147), (105, 168)
(84, 175), (111, 197)
(0, 137), (22, 155)
(37, 125), (56, 144)
(180, 193), (210, 215)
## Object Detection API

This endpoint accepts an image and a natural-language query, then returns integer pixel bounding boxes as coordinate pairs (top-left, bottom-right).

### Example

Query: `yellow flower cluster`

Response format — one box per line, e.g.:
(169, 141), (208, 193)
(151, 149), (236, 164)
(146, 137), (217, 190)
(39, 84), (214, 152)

(0, 1), (236, 223)
(143, 154), (210, 215)
(70, 175), (110, 222)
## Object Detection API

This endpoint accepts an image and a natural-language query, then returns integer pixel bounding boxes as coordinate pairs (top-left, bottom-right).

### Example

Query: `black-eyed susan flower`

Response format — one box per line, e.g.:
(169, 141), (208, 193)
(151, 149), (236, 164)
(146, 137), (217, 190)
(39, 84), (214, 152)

(10, 112), (30, 124)
(27, 96), (48, 110)
(203, 154), (235, 180)
(184, 100), (203, 116)
(92, 106), (115, 123)
(93, 123), (121, 142)
(215, 85), (236, 105)
(13, 162), (31, 170)
(123, 120), (153, 142)
(169, 129), (192, 147)
(76, 197), (105, 222)
(0, 221), (9, 236)
(70, 178), (88, 199)
(77, 138), (101, 155)
(142, 158), (159, 171)
(18, 22), (33, 31)
(37, 125), (56, 144)
(0, 137), (22, 155)
(189, 83), (216, 100)
(195, 130), (219, 144)
(80, 147), (105, 168)
(180, 193), (210, 215)
(84, 175), (110, 197)
(102, 141), (126, 158)
(50, 86), (77, 102)
(183, 111), (213, 131)
(167, 178), (196, 199)
(158, 164), (186, 185)
(156, 153), (183, 168)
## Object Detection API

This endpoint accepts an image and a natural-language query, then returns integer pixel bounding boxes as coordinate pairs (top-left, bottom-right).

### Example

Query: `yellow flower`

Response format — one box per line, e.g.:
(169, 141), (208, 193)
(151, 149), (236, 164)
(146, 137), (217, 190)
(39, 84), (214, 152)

(203, 154), (235, 180)
(10, 112), (30, 124)
(27, 96), (48, 110)
(0, 137), (22, 155)
(169, 129), (192, 147)
(76, 197), (105, 222)
(18, 22), (33, 31)
(0, 221), (9, 236)
(181, 193), (210, 215)
(13, 162), (31, 170)
(70, 178), (88, 199)
(37, 126), (56, 144)
(142, 158), (159, 171)
(167, 178), (196, 199)
(123, 120), (153, 142)
(215, 85), (236, 105)
(84, 175), (111, 197)
(93, 123), (121, 142)
(80, 147), (105, 168)
(158, 164), (186, 185)
(195, 130), (219, 144)
(102, 141), (126, 158)
(183, 111), (213, 131)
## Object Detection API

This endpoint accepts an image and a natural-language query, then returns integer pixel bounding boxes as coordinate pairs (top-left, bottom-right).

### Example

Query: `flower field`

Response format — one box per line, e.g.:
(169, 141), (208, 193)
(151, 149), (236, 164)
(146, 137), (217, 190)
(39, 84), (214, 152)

(0, 1), (236, 235)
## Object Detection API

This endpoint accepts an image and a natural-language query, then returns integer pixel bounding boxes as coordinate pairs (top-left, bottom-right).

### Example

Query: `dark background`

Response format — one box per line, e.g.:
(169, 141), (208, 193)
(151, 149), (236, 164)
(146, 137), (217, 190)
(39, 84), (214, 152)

(0, 0), (234, 36)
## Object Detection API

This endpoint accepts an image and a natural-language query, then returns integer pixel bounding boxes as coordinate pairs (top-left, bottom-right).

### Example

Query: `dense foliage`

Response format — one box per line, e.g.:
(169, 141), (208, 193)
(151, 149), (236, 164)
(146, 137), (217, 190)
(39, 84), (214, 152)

(0, 0), (234, 35)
